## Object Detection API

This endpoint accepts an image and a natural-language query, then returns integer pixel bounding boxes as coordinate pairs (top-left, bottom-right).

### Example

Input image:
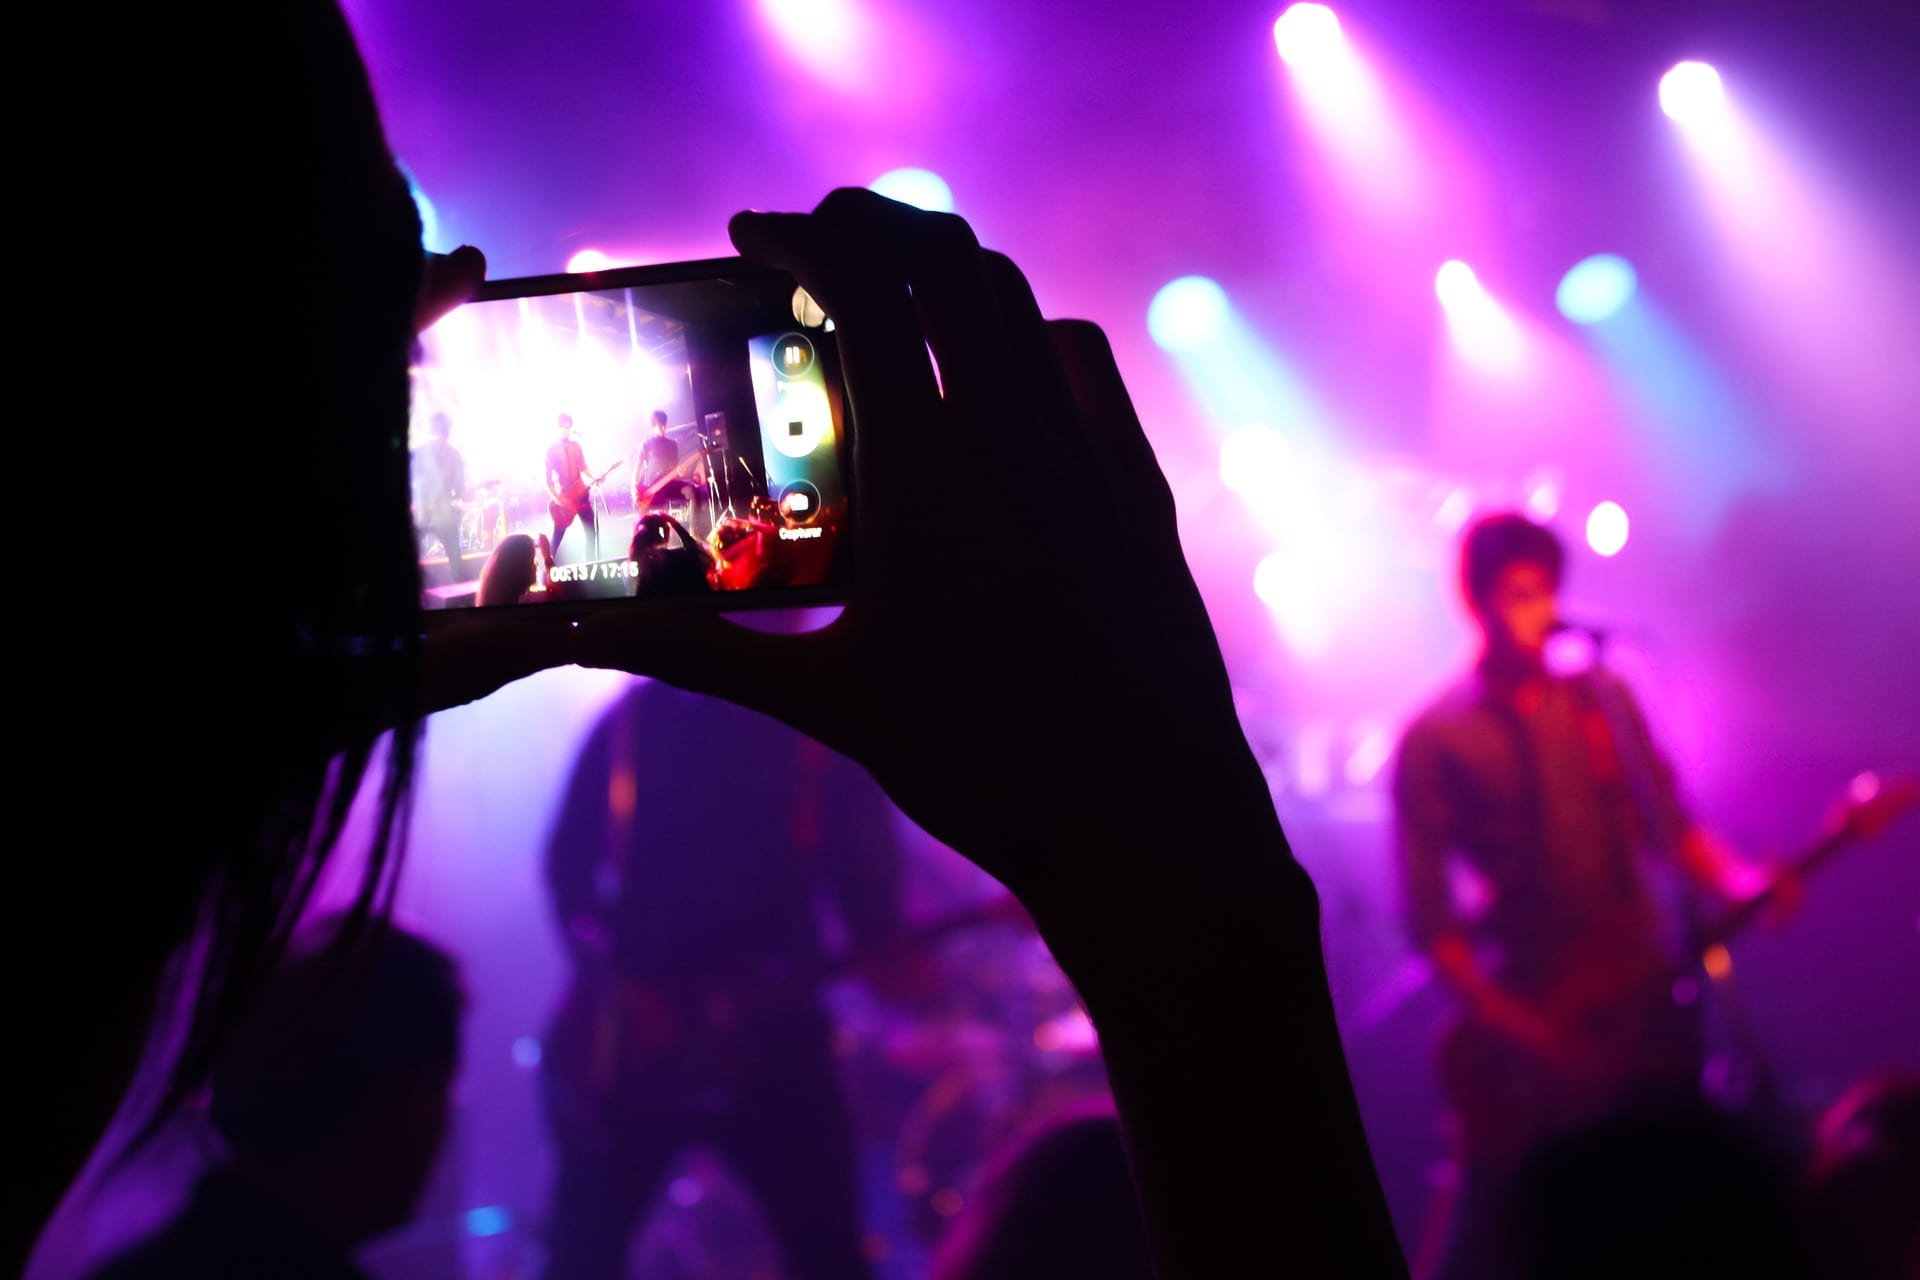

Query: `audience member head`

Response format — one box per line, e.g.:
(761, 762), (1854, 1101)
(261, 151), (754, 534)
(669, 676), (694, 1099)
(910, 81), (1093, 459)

(1802, 1072), (1920, 1280)
(629, 514), (712, 598)
(931, 1099), (1155, 1280)
(1459, 512), (1563, 663)
(477, 534), (539, 606)
(14, 3), (439, 1237)
(1514, 1100), (1807, 1280)
(210, 916), (465, 1248)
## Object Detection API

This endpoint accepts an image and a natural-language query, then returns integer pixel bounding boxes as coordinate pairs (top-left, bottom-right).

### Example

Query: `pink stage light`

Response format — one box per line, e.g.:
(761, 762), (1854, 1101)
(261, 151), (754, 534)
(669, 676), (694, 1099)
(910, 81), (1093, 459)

(566, 248), (612, 274)
(1659, 61), (1727, 130)
(1218, 424), (1294, 497)
(1273, 4), (1345, 67)
(1586, 500), (1631, 556)
(1272, 3), (1428, 222)
(758, 0), (872, 92)
(1435, 260), (1522, 370)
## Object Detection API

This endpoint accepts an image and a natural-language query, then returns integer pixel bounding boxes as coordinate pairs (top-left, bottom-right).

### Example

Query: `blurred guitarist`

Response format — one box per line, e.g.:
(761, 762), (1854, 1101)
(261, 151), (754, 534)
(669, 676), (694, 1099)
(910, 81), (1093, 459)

(1394, 512), (1778, 1280)
(539, 682), (904, 1280)
(546, 413), (619, 561)
(632, 409), (707, 529)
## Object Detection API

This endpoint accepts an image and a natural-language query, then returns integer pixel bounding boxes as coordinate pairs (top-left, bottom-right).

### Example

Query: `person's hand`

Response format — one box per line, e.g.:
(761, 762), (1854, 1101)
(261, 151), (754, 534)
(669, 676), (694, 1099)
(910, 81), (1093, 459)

(575, 189), (1283, 915)
(416, 245), (486, 334)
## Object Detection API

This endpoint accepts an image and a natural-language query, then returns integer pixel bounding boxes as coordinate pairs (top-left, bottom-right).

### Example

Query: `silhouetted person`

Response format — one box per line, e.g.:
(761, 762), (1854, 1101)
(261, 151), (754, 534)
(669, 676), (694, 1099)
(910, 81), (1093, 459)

(539, 682), (898, 1280)
(477, 533), (539, 607)
(412, 411), (468, 579)
(1396, 512), (1776, 1279)
(1514, 1100), (1807, 1280)
(931, 1100), (1155, 1280)
(87, 919), (465, 1280)
(1802, 1073), (1920, 1280)
(628, 512), (712, 598)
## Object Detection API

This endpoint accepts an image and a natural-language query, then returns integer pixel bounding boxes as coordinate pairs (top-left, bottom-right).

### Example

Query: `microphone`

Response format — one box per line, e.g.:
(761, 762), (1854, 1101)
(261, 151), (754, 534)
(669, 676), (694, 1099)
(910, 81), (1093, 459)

(1549, 617), (1610, 645)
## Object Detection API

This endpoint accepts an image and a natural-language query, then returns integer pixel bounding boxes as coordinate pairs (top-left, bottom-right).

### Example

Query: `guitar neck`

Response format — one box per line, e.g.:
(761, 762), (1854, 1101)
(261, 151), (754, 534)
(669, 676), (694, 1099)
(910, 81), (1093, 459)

(1702, 828), (1847, 951)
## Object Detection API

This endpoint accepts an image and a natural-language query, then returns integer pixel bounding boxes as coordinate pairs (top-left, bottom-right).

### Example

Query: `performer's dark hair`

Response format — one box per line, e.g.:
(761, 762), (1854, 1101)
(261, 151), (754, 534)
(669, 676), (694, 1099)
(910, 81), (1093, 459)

(1460, 511), (1564, 608)
(652, 409), (669, 426)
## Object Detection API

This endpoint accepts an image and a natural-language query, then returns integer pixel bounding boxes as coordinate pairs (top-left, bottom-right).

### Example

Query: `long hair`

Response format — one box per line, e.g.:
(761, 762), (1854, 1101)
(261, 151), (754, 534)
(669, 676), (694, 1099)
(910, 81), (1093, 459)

(137, 0), (429, 1149)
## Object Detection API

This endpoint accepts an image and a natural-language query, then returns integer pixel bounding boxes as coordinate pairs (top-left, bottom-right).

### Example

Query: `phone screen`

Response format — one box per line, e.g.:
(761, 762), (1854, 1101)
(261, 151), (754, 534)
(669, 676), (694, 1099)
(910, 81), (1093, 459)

(409, 260), (851, 614)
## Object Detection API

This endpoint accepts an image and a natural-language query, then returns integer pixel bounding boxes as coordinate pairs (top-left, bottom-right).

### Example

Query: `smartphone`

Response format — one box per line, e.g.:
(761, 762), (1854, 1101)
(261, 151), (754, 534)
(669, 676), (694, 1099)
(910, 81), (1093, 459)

(408, 258), (852, 619)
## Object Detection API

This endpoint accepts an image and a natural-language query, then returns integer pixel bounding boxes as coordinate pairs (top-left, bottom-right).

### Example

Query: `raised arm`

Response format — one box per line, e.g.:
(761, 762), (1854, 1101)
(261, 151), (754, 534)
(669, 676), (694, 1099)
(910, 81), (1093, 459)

(575, 189), (1407, 1278)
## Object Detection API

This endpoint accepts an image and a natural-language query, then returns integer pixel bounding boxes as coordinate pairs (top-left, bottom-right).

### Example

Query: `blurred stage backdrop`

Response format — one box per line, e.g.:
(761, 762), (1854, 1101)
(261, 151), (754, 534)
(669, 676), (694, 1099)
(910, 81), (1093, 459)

(43, 0), (1920, 1276)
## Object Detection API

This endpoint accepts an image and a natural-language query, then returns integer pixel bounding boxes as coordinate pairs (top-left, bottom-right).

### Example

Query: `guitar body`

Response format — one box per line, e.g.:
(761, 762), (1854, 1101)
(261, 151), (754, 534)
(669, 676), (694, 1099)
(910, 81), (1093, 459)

(1438, 978), (1698, 1168)
(548, 495), (592, 528)
(1437, 775), (1920, 1169)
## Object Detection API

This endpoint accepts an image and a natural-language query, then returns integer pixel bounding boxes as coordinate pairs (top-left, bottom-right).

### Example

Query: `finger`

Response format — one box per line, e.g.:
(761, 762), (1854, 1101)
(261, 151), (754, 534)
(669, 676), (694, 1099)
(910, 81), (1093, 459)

(414, 245), (486, 335)
(809, 189), (1017, 411)
(981, 250), (1079, 448)
(1049, 319), (1173, 514)
(731, 210), (940, 537)
(573, 605), (852, 756)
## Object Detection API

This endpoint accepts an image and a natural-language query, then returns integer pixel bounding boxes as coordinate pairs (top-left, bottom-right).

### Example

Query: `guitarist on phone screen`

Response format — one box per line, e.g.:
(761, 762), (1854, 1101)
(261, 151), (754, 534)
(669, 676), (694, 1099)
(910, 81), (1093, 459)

(632, 409), (707, 525)
(1393, 513), (1792, 1280)
(545, 412), (620, 561)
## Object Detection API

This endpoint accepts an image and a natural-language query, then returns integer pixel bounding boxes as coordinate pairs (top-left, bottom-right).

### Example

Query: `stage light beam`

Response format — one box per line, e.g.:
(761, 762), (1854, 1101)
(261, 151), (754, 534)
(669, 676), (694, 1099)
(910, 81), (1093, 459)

(1273, 4), (1345, 68)
(1586, 500), (1631, 557)
(1435, 260), (1521, 369)
(1659, 61), (1728, 131)
(1147, 276), (1231, 352)
(1556, 254), (1638, 325)
(1219, 425), (1294, 496)
(567, 248), (612, 274)
(869, 167), (955, 213)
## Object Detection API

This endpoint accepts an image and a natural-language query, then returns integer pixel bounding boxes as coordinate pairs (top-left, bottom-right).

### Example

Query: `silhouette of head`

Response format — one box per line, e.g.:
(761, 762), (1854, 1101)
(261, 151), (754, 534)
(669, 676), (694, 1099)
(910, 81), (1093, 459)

(209, 918), (465, 1247)
(477, 534), (538, 606)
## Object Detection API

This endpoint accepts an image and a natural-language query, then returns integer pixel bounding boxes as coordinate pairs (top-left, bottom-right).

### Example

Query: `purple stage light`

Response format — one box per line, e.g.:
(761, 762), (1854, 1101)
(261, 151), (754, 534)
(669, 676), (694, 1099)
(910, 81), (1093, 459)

(1273, 4), (1344, 67)
(869, 167), (955, 213)
(1586, 500), (1631, 556)
(1218, 425), (1293, 496)
(1147, 276), (1231, 352)
(1435, 260), (1521, 369)
(1660, 61), (1727, 129)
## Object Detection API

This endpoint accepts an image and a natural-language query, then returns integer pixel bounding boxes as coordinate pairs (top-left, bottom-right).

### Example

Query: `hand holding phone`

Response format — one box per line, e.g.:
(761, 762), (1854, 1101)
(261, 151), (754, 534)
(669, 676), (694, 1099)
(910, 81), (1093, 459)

(576, 190), (1277, 910)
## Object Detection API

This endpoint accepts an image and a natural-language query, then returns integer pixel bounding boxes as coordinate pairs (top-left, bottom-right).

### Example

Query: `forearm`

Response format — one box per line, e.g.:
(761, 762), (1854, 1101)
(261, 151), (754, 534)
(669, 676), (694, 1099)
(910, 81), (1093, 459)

(1036, 815), (1407, 1279)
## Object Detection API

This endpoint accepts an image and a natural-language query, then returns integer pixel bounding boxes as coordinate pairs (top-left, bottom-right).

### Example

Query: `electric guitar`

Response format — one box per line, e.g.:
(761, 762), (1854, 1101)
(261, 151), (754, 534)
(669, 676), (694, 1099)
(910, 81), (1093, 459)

(542, 894), (1032, 1138)
(631, 449), (711, 512)
(1438, 773), (1918, 1167)
(548, 460), (623, 523)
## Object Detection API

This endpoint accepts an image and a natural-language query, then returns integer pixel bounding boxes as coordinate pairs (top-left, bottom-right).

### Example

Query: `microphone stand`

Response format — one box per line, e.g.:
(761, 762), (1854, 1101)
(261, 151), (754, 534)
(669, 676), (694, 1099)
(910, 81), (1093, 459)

(1580, 627), (1781, 1128)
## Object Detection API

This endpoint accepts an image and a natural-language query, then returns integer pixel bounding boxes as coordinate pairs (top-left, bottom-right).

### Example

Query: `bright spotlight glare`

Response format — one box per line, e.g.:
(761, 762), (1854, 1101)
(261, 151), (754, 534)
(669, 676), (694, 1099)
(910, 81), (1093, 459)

(1659, 61), (1726, 125)
(1556, 254), (1638, 324)
(1273, 4), (1344, 67)
(567, 248), (612, 274)
(1586, 500), (1631, 557)
(1147, 276), (1231, 352)
(869, 167), (955, 213)
(1434, 260), (1481, 310)
(1435, 260), (1522, 368)
(1219, 425), (1293, 496)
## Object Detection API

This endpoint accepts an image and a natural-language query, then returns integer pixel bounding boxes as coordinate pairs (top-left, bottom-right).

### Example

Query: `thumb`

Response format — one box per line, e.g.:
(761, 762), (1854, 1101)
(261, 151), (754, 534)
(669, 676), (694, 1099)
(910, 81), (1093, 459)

(574, 606), (848, 751)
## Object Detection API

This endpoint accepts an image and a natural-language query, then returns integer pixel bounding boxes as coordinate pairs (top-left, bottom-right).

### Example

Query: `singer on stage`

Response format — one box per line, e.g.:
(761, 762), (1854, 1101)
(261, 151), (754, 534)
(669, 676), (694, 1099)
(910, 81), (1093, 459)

(1393, 512), (1772, 1280)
